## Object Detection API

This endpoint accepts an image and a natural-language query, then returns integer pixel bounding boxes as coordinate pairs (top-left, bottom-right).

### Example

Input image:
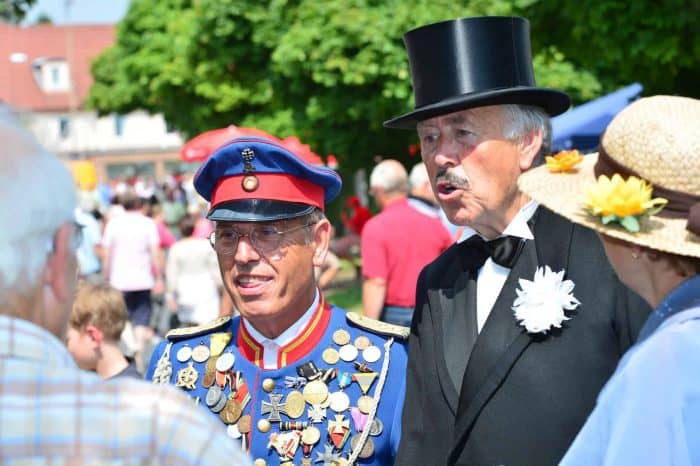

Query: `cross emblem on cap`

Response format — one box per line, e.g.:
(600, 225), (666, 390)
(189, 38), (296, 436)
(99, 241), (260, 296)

(241, 147), (255, 172)
(261, 393), (287, 422)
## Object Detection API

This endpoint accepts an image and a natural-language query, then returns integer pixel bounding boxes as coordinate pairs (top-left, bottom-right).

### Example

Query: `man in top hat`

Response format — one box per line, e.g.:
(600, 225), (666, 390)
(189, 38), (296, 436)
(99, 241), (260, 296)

(146, 136), (409, 466)
(384, 16), (651, 466)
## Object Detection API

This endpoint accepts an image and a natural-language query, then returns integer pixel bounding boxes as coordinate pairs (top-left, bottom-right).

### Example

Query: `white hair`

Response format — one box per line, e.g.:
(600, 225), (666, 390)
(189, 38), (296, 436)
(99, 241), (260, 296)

(0, 107), (76, 296)
(501, 104), (552, 166)
(408, 162), (429, 190)
(369, 160), (408, 193)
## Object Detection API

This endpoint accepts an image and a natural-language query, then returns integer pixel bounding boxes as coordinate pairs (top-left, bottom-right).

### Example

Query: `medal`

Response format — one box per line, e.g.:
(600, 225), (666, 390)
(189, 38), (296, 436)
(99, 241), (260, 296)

(322, 347), (340, 365)
(205, 386), (223, 408)
(362, 345), (381, 363)
(285, 390), (305, 419)
(202, 370), (216, 388)
(353, 372), (378, 394)
(152, 342), (173, 385)
(368, 418), (383, 436)
(269, 431), (302, 460)
(328, 391), (350, 413)
(296, 361), (321, 380)
(337, 371), (353, 389)
(315, 444), (341, 465)
(301, 425), (321, 457)
(332, 329), (351, 346)
(350, 434), (375, 459)
(354, 335), (371, 350)
(220, 397), (243, 425)
(175, 362), (198, 390)
(327, 414), (351, 449)
(192, 341), (211, 363)
(307, 404), (327, 423)
(209, 332), (232, 357)
(176, 344), (192, 362)
(216, 351), (235, 372)
(338, 344), (358, 362)
(227, 424), (242, 439)
(302, 379), (329, 406)
(237, 414), (252, 434)
(261, 393), (287, 422)
(356, 395), (374, 414)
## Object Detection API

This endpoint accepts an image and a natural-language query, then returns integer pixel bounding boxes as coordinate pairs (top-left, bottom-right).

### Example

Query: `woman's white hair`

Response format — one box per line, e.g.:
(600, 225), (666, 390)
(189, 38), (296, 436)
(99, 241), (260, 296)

(369, 159), (409, 194)
(0, 107), (76, 295)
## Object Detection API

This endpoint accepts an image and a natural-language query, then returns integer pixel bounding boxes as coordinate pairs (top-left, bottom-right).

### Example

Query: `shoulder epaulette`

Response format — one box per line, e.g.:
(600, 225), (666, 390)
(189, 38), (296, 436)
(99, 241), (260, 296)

(165, 316), (232, 341)
(346, 312), (410, 340)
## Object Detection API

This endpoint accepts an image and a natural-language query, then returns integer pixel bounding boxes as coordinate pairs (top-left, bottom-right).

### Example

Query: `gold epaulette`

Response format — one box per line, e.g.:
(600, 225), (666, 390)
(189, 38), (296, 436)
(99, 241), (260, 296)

(165, 316), (232, 341)
(346, 312), (410, 340)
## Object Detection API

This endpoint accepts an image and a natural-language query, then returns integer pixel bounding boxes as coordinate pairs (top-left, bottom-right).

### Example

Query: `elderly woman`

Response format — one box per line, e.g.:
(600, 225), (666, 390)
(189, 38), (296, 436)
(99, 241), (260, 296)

(519, 95), (700, 465)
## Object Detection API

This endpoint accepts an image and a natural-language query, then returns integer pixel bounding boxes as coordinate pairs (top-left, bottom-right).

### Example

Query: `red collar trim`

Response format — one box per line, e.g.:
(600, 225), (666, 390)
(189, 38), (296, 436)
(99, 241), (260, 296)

(236, 294), (331, 369)
(278, 295), (330, 367)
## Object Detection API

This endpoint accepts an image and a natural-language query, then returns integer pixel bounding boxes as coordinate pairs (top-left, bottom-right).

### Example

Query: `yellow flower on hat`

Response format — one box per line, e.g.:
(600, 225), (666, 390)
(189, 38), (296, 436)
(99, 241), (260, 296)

(585, 174), (668, 232)
(545, 150), (583, 173)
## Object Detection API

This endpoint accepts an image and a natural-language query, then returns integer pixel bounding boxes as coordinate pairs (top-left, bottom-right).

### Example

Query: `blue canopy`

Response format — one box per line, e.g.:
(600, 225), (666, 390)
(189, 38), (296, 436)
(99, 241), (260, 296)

(551, 83), (643, 152)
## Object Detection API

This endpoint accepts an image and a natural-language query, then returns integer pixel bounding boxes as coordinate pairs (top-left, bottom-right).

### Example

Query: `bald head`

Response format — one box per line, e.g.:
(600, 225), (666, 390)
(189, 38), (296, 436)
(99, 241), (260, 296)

(369, 159), (409, 195)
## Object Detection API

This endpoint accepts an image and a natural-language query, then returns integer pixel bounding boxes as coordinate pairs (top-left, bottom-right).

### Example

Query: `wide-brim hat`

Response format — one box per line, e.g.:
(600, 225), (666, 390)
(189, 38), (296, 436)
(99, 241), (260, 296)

(194, 136), (342, 222)
(384, 16), (570, 129)
(518, 95), (700, 258)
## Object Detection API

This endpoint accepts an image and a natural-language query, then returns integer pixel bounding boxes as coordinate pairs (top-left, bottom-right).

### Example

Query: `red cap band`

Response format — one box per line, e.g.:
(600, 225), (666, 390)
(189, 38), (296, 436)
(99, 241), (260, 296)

(211, 173), (325, 211)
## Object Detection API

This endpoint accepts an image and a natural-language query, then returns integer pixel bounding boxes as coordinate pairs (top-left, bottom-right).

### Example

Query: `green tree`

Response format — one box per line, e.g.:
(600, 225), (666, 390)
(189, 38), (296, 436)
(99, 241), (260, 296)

(0, 0), (36, 23)
(524, 0), (699, 98)
(88, 0), (601, 177)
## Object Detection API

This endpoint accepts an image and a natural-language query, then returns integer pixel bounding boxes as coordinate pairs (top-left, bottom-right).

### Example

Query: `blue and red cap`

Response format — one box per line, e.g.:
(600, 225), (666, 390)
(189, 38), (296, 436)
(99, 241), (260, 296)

(194, 136), (342, 222)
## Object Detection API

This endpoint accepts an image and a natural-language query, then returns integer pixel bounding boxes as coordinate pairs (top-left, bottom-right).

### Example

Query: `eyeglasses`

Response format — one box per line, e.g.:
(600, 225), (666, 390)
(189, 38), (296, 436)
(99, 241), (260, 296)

(209, 222), (315, 255)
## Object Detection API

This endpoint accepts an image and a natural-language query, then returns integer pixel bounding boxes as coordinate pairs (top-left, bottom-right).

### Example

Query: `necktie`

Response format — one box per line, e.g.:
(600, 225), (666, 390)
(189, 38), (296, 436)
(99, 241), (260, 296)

(458, 234), (527, 271)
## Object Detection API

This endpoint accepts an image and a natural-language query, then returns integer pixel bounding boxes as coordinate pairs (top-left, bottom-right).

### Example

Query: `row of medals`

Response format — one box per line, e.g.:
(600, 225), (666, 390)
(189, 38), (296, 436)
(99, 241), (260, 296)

(173, 328), (383, 465)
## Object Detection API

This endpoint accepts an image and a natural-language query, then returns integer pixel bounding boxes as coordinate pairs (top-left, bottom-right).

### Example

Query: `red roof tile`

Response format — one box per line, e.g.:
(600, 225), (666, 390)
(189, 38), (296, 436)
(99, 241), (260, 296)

(0, 22), (114, 111)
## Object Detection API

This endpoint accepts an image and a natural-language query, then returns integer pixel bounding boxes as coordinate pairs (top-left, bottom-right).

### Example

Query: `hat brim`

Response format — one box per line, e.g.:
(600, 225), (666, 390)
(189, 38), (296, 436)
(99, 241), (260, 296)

(518, 154), (700, 259)
(384, 87), (570, 129)
(207, 199), (315, 222)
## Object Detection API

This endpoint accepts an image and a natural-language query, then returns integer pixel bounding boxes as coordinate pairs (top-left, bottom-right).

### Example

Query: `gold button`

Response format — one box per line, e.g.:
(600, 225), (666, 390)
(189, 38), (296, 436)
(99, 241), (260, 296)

(262, 378), (276, 392)
(257, 418), (271, 433)
(253, 459), (267, 466)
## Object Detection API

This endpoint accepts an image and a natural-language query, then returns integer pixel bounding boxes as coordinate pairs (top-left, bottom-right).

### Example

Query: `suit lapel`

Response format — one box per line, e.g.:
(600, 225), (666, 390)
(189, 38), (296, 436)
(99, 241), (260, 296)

(448, 207), (574, 464)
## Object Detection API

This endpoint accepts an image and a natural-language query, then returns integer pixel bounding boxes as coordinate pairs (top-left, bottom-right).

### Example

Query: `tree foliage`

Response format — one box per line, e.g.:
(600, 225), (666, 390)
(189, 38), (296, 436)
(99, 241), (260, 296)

(90, 0), (650, 178)
(0, 0), (36, 24)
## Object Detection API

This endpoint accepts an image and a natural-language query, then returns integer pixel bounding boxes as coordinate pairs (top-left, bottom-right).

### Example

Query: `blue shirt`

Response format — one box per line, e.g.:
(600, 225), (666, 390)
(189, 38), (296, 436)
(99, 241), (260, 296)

(560, 275), (700, 466)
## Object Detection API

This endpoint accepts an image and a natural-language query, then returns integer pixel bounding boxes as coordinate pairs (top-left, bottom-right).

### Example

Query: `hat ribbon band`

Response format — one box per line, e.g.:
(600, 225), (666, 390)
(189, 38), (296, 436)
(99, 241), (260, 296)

(594, 147), (700, 235)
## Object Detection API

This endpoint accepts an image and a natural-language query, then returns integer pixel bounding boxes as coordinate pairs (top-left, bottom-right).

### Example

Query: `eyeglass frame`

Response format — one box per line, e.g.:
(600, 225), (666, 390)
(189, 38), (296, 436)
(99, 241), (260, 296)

(209, 220), (317, 256)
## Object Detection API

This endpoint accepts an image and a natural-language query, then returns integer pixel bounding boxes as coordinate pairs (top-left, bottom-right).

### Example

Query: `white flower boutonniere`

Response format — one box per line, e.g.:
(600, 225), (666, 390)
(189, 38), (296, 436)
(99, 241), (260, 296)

(512, 266), (580, 334)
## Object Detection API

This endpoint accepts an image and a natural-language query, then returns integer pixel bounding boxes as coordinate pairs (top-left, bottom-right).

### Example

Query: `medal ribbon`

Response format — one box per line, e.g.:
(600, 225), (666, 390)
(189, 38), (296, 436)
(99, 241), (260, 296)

(233, 371), (251, 410)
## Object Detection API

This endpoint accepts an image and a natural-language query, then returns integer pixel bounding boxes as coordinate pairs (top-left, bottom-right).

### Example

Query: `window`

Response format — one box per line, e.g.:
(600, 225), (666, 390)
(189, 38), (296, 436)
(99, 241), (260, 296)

(32, 58), (71, 92)
(59, 117), (70, 139)
(114, 114), (124, 136)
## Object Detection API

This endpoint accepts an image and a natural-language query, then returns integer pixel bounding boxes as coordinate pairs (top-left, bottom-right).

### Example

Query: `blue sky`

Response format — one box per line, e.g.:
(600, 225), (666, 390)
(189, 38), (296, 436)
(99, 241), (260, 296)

(25, 0), (130, 24)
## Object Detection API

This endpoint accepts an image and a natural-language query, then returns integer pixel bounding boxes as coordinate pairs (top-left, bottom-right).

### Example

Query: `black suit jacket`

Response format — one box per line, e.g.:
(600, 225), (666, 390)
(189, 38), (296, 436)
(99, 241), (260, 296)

(395, 207), (650, 466)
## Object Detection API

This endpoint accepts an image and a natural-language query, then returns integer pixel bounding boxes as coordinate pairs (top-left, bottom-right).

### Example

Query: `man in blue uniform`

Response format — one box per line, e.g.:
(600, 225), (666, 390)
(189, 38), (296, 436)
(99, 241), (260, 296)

(147, 136), (408, 466)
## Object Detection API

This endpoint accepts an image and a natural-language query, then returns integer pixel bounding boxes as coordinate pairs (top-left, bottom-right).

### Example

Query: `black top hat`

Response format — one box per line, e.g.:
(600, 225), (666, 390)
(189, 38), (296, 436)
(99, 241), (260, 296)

(384, 16), (570, 129)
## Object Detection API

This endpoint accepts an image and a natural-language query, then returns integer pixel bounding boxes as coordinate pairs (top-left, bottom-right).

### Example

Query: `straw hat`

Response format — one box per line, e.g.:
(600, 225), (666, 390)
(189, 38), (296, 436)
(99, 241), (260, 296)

(518, 95), (700, 258)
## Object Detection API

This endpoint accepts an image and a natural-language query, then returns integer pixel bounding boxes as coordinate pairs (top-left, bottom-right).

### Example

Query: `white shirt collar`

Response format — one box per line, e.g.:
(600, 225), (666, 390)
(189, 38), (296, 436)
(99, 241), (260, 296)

(458, 200), (538, 243)
(242, 289), (320, 349)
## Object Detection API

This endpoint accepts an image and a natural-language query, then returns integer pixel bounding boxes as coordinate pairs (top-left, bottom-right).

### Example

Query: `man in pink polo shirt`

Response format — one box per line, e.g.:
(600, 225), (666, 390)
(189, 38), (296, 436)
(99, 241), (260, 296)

(361, 159), (453, 326)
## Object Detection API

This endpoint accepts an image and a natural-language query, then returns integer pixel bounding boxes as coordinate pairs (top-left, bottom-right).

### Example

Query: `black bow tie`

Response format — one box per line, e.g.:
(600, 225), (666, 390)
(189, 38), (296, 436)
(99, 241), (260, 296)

(458, 235), (527, 271)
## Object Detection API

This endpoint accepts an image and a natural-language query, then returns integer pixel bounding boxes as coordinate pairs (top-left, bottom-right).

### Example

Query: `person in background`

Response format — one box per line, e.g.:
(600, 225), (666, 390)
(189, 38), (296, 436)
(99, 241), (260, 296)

(519, 96), (700, 466)
(74, 191), (103, 282)
(330, 195), (372, 280)
(165, 215), (223, 327)
(362, 159), (453, 326)
(0, 107), (250, 466)
(66, 282), (141, 379)
(101, 189), (162, 361)
(383, 16), (650, 466)
(147, 136), (408, 466)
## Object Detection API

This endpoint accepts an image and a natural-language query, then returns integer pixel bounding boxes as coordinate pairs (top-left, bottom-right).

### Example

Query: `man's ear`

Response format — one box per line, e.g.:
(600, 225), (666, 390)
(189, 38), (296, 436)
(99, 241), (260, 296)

(311, 219), (331, 267)
(85, 324), (104, 345)
(518, 130), (544, 171)
(42, 223), (73, 303)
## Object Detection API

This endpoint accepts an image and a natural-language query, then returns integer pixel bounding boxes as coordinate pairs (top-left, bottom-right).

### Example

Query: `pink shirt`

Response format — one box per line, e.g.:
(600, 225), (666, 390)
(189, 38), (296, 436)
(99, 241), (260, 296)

(361, 198), (452, 307)
(102, 211), (160, 291)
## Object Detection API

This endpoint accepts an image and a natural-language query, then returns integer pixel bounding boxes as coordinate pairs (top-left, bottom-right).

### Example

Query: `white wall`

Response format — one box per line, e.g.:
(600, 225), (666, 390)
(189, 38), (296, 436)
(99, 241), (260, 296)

(25, 110), (183, 155)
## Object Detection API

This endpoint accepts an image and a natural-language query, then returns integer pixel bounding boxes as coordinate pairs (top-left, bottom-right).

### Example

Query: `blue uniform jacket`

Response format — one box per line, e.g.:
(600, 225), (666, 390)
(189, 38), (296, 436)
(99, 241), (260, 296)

(146, 301), (408, 466)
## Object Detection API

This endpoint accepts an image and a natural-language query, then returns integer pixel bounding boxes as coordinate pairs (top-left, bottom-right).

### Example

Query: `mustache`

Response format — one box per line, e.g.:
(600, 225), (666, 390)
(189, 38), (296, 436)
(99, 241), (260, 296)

(435, 168), (470, 189)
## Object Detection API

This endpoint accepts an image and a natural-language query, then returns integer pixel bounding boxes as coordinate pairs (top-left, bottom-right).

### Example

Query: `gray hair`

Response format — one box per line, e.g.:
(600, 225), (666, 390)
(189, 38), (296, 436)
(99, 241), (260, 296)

(408, 162), (429, 190)
(501, 104), (552, 167)
(0, 107), (76, 298)
(369, 159), (409, 194)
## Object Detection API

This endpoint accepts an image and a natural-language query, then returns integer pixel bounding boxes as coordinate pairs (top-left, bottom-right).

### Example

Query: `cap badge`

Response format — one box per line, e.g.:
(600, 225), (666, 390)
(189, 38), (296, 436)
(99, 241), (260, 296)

(240, 147), (259, 192)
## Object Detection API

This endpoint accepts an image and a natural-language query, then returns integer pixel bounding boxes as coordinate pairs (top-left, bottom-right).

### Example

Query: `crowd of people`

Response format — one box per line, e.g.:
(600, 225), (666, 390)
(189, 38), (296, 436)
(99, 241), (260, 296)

(1, 13), (698, 466)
